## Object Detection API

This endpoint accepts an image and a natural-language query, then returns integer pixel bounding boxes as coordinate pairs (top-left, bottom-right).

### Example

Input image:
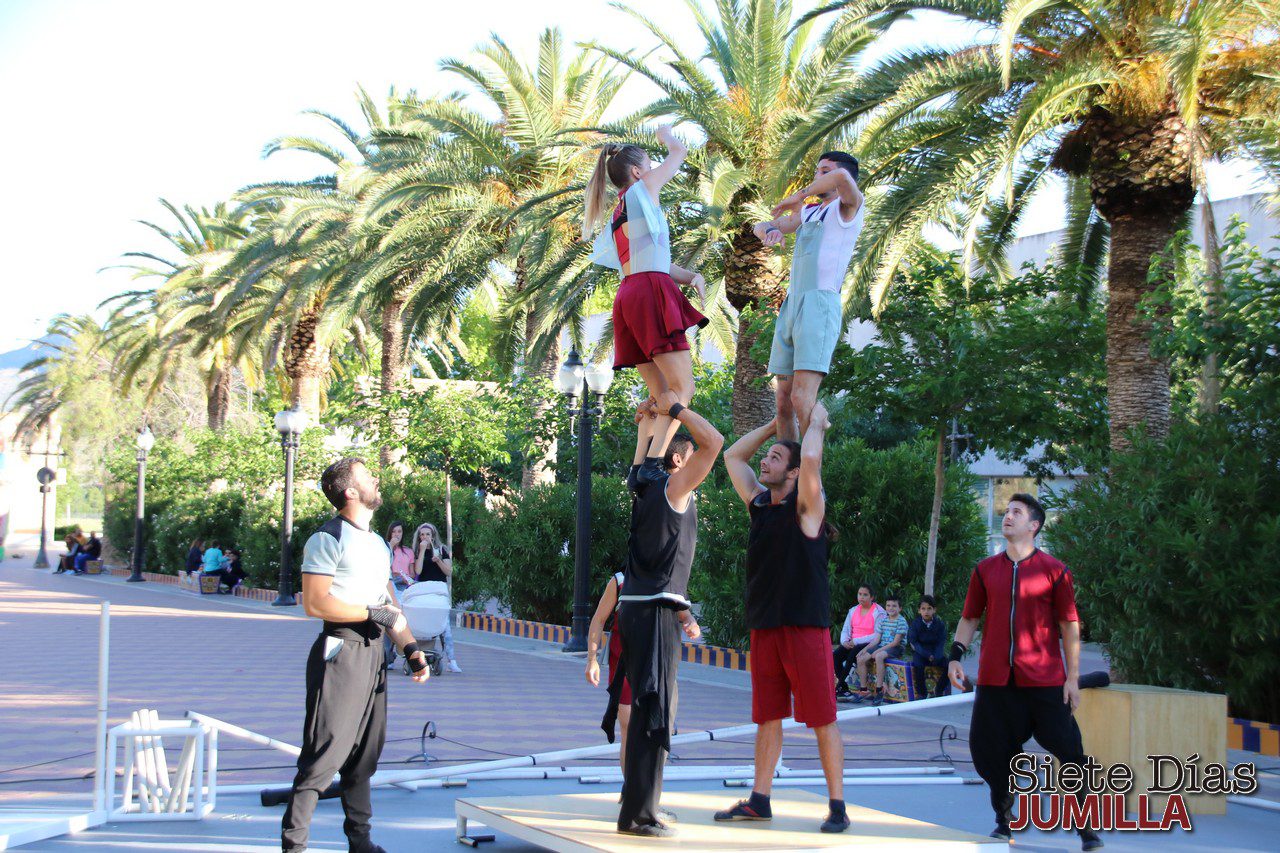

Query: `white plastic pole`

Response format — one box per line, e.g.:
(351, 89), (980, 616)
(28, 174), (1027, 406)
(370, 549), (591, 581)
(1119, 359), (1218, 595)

(186, 712), (301, 756)
(93, 602), (110, 815)
(372, 692), (975, 788)
(727, 776), (981, 788)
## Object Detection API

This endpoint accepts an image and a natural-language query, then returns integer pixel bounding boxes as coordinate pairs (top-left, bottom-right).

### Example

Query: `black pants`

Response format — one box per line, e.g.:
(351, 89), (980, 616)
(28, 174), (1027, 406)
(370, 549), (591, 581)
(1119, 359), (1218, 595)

(832, 643), (868, 690)
(282, 623), (387, 852)
(969, 681), (1090, 826)
(912, 653), (950, 699)
(613, 603), (681, 831)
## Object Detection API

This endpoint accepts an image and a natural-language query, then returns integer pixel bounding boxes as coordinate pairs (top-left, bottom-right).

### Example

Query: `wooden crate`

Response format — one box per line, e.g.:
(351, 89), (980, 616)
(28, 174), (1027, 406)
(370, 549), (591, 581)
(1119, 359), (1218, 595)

(1075, 684), (1227, 816)
(83, 560), (104, 575)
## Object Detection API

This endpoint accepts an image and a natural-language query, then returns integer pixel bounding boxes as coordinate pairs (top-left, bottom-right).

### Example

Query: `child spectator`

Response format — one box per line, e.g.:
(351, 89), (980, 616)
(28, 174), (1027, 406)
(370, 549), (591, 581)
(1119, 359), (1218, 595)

(833, 584), (885, 701)
(908, 594), (949, 699)
(854, 593), (908, 705)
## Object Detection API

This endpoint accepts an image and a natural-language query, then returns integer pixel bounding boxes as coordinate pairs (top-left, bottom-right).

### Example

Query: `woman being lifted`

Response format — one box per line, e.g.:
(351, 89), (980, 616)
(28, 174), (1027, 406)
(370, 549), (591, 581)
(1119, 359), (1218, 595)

(584, 125), (708, 488)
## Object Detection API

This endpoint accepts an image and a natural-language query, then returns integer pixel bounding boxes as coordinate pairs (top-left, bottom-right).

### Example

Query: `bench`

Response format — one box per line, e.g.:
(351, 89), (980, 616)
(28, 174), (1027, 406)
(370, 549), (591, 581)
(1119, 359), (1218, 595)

(844, 657), (947, 703)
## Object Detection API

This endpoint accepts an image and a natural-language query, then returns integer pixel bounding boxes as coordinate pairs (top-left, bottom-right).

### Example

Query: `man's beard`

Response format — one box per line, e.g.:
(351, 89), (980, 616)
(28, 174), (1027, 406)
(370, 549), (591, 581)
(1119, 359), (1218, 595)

(359, 485), (383, 510)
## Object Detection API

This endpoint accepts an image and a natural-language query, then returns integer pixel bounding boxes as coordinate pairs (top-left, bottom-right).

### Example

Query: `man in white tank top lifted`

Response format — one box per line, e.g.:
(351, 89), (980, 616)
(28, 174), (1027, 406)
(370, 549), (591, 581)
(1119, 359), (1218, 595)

(753, 152), (864, 442)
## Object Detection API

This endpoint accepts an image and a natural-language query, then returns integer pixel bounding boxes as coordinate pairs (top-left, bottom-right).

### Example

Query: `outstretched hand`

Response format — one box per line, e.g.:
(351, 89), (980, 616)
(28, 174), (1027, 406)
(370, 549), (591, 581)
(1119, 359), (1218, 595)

(656, 389), (681, 414)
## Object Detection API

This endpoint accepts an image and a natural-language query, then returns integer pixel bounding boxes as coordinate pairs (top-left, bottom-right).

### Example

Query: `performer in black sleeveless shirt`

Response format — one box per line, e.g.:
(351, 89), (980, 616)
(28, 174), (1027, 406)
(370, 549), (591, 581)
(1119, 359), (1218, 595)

(715, 401), (849, 834)
(604, 390), (723, 838)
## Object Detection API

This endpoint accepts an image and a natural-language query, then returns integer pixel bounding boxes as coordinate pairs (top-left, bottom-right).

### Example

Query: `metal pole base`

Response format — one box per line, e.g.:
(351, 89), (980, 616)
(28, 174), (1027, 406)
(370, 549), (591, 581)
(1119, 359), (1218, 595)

(33, 551), (50, 569)
(561, 635), (587, 654)
(126, 574), (146, 583)
(272, 593), (296, 607)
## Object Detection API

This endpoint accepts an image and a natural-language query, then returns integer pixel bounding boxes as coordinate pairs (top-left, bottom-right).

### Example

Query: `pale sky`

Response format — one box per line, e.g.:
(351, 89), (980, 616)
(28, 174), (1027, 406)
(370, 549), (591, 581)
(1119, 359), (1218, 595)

(0, 0), (1271, 356)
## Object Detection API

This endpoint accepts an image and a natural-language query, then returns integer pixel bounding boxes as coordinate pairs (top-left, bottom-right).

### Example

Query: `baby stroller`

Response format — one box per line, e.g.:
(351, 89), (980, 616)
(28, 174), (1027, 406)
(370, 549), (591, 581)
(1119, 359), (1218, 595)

(399, 580), (450, 677)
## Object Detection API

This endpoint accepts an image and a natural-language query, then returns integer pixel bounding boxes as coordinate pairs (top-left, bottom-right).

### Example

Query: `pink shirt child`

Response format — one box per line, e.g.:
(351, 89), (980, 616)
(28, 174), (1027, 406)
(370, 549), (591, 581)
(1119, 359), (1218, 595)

(840, 602), (887, 646)
(390, 546), (416, 586)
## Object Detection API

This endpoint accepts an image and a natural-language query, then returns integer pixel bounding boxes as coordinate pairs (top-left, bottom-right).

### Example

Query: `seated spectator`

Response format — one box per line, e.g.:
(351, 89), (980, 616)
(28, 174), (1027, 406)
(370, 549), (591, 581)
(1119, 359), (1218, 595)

(833, 584), (885, 701)
(854, 593), (908, 706)
(73, 531), (102, 573)
(220, 548), (246, 593)
(55, 531), (81, 574)
(908, 594), (949, 700)
(185, 539), (205, 576)
(202, 541), (224, 575)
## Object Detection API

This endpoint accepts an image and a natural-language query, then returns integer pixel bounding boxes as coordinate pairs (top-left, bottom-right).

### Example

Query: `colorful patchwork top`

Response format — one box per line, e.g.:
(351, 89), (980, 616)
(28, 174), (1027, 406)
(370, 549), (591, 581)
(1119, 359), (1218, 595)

(590, 182), (671, 277)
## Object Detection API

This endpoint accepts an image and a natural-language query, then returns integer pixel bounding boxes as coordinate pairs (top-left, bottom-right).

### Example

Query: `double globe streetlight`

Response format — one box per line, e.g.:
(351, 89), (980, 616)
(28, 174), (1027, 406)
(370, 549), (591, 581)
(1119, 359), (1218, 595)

(273, 405), (308, 607)
(554, 349), (614, 653)
(127, 426), (155, 583)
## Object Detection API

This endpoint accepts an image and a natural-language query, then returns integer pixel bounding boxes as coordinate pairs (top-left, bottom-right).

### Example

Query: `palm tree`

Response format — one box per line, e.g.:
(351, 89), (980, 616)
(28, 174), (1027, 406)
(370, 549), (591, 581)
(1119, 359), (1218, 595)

(101, 200), (259, 430)
(367, 30), (631, 487)
(801, 0), (1280, 450)
(592, 0), (884, 432)
(4, 315), (105, 441)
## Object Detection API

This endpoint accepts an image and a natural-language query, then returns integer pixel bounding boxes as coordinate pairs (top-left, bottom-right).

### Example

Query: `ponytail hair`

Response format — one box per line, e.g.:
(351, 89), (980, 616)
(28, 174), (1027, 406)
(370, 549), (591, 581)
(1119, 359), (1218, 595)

(582, 143), (649, 240)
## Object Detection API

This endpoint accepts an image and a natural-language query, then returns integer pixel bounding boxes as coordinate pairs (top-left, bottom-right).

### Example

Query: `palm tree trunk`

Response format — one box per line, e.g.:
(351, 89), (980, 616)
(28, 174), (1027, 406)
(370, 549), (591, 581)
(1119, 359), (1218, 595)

(1104, 213), (1177, 451)
(923, 432), (945, 598)
(286, 309), (328, 417)
(206, 366), (231, 431)
(379, 287), (410, 469)
(1198, 197), (1223, 414)
(723, 225), (785, 434)
(519, 259), (560, 491)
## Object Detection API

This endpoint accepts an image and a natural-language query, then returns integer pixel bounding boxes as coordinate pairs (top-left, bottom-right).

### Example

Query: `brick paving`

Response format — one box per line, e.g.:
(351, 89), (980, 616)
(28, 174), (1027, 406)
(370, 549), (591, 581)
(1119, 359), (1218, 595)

(0, 554), (976, 812)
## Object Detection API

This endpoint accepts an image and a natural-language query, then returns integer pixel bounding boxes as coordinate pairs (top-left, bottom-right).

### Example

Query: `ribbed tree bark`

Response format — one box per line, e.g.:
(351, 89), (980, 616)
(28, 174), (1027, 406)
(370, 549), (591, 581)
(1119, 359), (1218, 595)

(1198, 196), (1223, 414)
(723, 225), (786, 435)
(286, 308), (329, 418)
(923, 431), (945, 597)
(206, 366), (231, 431)
(379, 283), (411, 470)
(1084, 104), (1195, 451)
(1103, 214), (1177, 451)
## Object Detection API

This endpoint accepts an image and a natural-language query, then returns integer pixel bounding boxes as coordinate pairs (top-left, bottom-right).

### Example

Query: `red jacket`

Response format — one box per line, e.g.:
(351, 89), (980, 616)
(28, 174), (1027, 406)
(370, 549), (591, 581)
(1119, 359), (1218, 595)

(961, 549), (1079, 687)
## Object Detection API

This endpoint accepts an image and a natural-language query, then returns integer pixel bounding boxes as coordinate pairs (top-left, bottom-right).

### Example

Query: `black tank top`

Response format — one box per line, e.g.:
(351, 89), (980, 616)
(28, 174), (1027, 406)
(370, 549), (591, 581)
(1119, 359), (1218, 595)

(745, 488), (830, 629)
(620, 475), (696, 609)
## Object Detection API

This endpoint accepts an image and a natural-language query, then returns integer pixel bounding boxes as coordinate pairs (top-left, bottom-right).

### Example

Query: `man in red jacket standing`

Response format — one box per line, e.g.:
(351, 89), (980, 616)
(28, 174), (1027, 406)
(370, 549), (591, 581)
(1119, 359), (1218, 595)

(948, 493), (1103, 851)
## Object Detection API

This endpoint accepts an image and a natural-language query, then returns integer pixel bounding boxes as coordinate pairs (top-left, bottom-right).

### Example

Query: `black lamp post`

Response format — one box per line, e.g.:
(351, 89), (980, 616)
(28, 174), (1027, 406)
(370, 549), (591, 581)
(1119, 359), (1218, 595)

(554, 349), (614, 653)
(127, 426), (155, 582)
(33, 467), (55, 569)
(273, 405), (307, 607)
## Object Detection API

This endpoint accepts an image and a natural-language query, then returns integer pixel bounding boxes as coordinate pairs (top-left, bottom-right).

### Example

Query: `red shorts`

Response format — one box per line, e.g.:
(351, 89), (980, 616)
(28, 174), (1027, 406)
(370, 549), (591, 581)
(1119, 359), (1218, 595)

(607, 627), (632, 705)
(612, 271), (708, 369)
(750, 625), (837, 728)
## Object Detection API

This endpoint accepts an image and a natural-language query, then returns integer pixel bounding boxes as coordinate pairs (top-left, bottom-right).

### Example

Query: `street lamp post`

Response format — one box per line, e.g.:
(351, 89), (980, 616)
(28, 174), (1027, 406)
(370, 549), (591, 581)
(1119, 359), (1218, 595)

(273, 406), (308, 607)
(33, 467), (55, 569)
(127, 426), (155, 583)
(554, 349), (614, 653)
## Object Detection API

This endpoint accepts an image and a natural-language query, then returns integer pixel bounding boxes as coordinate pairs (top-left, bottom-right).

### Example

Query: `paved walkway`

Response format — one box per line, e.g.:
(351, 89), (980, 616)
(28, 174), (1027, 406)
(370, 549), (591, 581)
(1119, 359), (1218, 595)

(1, 546), (1275, 851)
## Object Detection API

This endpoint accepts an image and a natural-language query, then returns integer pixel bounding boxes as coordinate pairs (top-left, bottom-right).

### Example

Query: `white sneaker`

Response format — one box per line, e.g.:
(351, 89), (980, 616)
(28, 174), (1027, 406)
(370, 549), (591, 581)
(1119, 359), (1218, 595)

(448, 661), (462, 673)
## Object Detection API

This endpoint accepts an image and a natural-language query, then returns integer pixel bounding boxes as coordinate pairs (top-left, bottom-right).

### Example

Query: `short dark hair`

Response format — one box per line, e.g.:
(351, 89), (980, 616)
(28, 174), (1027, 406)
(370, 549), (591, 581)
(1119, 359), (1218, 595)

(919, 594), (937, 608)
(859, 583), (874, 597)
(1009, 492), (1046, 535)
(321, 457), (365, 510)
(664, 432), (696, 470)
(819, 150), (859, 182)
(884, 592), (901, 606)
(774, 440), (802, 471)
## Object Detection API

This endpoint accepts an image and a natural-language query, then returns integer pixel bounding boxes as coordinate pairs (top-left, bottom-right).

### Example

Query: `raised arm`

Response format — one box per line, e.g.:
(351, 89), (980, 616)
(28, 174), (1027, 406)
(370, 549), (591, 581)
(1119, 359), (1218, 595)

(771, 168), (863, 221)
(640, 125), (687, 200)
(752, 211), (805, 247)
(796, 401), (829, 537)
(662, 393), (725, 509)
(724, 418), (776, 505)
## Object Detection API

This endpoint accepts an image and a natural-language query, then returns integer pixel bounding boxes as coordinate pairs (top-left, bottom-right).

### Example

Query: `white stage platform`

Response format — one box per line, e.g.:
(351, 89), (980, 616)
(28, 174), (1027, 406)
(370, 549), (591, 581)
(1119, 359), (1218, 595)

(454, 789), (1004, 851)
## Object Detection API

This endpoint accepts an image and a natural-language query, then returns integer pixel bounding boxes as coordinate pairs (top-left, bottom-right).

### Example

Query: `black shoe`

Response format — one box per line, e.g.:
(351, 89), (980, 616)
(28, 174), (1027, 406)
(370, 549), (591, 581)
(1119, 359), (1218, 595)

(348, 839), (386, 853)
(714, 800), (771, 822)
(820, 810), (850, 833)
(1079, 828), (1104, 851)
(618, 821), (676, 838)
(990, 823), (1012, 841)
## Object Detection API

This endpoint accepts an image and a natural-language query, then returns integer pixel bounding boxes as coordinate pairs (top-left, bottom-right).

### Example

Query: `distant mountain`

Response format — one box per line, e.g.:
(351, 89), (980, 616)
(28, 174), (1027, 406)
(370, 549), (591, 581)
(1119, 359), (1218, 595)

(0, 343), (45, 370)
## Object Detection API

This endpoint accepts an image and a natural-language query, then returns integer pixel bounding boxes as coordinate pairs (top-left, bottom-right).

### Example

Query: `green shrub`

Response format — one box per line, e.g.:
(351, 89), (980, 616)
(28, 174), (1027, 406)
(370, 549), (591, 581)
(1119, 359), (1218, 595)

(1049, 417), (1280, 723)
(150, 492), (245, 574)
(464, 476), (632, 624)
(235, 488), (336, 589)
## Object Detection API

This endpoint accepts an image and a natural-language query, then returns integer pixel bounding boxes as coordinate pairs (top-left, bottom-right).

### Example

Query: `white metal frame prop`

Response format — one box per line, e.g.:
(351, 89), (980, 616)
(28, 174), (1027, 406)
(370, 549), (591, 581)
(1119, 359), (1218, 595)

(106, 710), (217, 820)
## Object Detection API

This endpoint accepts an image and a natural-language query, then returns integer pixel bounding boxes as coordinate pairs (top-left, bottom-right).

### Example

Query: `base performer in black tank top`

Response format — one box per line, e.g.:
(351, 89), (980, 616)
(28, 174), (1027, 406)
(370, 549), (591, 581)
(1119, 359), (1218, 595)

(604, 390), (723, 838)
(715, 402), (849, 834)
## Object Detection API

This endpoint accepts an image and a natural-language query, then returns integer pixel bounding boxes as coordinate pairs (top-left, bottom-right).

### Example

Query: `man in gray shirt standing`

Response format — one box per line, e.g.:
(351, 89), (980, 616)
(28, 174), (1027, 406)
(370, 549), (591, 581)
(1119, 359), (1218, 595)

(282, 458), (430, 853)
